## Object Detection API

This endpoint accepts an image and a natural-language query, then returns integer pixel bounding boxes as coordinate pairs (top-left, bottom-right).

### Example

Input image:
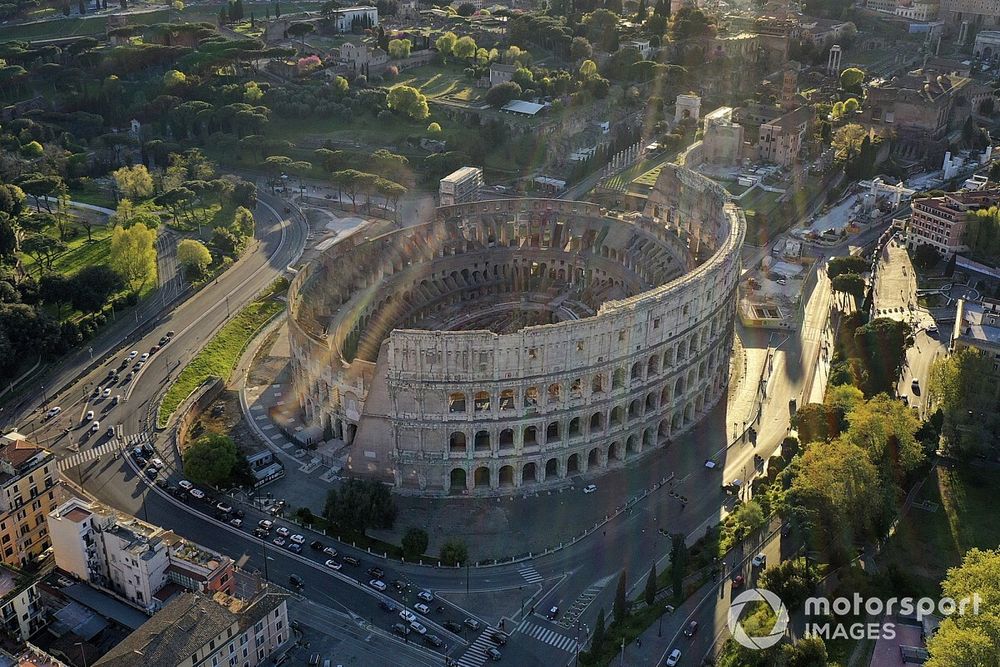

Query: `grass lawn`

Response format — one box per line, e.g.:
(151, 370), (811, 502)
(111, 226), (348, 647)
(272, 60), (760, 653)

(69, 182), (116, 210)
(20, 225), (112, 278)
(0, 8), (168, 41)
(157, 279), (287, 427)
(884, 464), (1000, 597)
(395, 64), (483, 102)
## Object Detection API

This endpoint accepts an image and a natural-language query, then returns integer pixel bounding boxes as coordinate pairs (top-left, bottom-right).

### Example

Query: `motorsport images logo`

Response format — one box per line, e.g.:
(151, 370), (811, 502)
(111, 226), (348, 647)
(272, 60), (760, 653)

(728, 588), (789, 650)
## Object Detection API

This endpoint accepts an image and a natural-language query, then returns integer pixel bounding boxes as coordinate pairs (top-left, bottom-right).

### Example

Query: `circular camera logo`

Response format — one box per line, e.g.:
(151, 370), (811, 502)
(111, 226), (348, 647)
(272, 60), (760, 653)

(728, 588), (789, 650)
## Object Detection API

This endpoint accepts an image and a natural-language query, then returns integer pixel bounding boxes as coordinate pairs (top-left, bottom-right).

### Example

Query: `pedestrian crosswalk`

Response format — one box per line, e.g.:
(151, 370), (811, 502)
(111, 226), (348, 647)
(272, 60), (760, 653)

(517, 564), (543, 584)
(516, 619), (578, 653)
(59, 440), (121, 471)
(454, 626), (501, 667)
(58, 433), (151, 471)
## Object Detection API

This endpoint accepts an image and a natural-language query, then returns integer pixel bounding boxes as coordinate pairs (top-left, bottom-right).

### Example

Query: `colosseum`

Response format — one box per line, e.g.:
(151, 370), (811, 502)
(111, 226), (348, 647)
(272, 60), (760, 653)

(287, 164), (745, 495)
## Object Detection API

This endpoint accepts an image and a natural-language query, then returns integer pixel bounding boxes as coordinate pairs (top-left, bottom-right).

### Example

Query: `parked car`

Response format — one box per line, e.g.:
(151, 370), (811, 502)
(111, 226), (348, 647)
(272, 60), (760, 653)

(464, 618), (481, 631)
(128, 350), (138, 360)
(106, 426), (116, 438)
(583, 484), (598, 494)
(751, 553), (767, 568)
(178, 480), (194, 491)
(275, 526), (290, 538)
(257, 519), (272, 530)
(189, 488), (205, 500)
(215, 502), (233, 514)
(378, 600), (395, 612)
(367, 566), (384, 579)
(272, 537), (286, 547)
(417, 590), (434, 603)
(399, 610), (417, 624)
(102, 388), (112, 398)
(287, 543), (302, 554)
(324, 559), (341, 570)
(391, 623), (410, 637)
(85, 410), (94, 422)
(229, 518), (243, 528)
(90, 421), (100, 432)
(342, 556), (360, 566)
(422, 634), (444, 648)
(665, 648), (682, 666)
(409, 621), (427, 635)
(443, 621), (463, 633)
(310, 540), (324, 550)
(290, 534), (305, 544)
(323, 546), (337, 558)
(45, 407), (62, 419)
(252, 528), (268, 538)
(140, 352), (149, 362)
(414, 603), (430, 615)
(368, 579), (386, 591)
(732, 574), (745, 588)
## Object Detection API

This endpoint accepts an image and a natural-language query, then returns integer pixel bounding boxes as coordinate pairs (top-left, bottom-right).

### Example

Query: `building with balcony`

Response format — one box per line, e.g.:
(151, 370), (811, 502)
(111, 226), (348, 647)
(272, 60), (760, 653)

(952, 298), (1000, 389)
(757, 106), (812, 167)
(93, 589), (290, 667)
(0, 433), (63, 568)
(47, 499), (233, 614)
(439, 166), (483, 206)
(0, 563), (46, 642)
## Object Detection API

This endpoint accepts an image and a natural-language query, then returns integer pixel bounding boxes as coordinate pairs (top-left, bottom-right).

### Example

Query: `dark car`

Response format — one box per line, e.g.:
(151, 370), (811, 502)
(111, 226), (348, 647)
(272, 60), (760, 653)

(443, 621), (463, 633)
(422, 634), (444, 648)
(392, 623), (411, 637)
(683, 620), (699, 638)
(310, 540), (324, 550)
(342, 555), (360, 566)
(463, 618), (481, 631)
(287, 543), (302, 554)
(547, 606), (559, 620)
(486, 647), (502, 661)
(393, 579), (407, 592)
(367, 566), (384, 579)
(378, 600), (396, 612)
(289, 574), (304, 589)
(490, 631), (508, 646)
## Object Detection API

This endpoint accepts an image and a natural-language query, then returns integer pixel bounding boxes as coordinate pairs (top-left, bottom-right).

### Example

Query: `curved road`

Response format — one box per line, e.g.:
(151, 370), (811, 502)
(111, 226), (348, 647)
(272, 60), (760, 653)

(15, 189), (831, 666)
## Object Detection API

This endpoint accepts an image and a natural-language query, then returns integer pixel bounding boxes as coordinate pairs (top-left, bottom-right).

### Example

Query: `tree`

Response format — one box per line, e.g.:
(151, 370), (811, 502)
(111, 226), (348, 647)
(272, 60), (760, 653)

(759, 558), (816, 611)
(323, 478), (397, 532)
(177, 239), (212, 278)
(644, 563), (657, 606)
(456, 1), (474, 15)
(387, 38), (411, 59)
(929, 348), (1000, 456)
(591, 608), (606, 652)
(853, 318), (911, 396)
(925, 548), (1000, 667)
(832, 123), (868, 161)
(780, 636), (829, 666)
(183, 434), (239, 487)
(401, 528), (429, 560)
(843, 97), (859, 113)
(435, 31), (457, 59)
(109, 223), (156, 294)
(843, 394), (923, 476)
(669, 6), (715, 40)
(831, 272), (865, 301)
(386, 85), (429, 120)
(571, 36), (592, 61)
(670, 533), (688, 600)
(71, 265), (124, 313)
(440, 539), (468, 566)
(827, 254), (867, 279)
(485, 81), (522, 108)
(453, 35), (477, 61)
(112, 164), (154, 201)
(579, 59), (598, 78)
(427, 122), (442, 134)
(287, 22), (314, 50)
(912, 243), (941, 270)
(163, 69), (186, 88)
(613, 570), (628, 624)
(840, 67), (865, 93)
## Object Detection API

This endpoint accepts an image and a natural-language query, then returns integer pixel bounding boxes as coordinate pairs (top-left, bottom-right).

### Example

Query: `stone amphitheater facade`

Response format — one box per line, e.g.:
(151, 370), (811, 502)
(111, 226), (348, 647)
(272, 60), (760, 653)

(287, 164), (745, 495)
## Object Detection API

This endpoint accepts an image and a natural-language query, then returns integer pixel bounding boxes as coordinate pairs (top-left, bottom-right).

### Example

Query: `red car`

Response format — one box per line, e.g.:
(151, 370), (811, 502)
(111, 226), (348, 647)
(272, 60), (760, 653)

(732, 574), (745, 588)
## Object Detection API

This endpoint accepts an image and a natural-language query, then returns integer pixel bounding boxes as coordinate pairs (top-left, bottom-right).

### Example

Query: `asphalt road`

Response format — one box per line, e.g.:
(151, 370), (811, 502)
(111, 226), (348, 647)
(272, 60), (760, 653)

(18, 184), (840, 667)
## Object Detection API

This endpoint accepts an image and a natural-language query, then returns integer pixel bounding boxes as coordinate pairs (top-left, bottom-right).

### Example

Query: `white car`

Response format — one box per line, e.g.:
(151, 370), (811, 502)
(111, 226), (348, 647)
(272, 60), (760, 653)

(324, 559), (342, 570)
(665, 648), (682, 666)
(128, 350), (138, 359)
(290, 534), (305, 544)
(399, 610), (417, 623)
(417, 590), (434, 603)
(752, 553), (767, 568)
(216, 502), (233, 514)
(45, 407), (62, 419)
(149, 458), (164, 469)
(414, 602), (430, 615)
(409, 621), (427, 635)
(583, 484), (597, 494)
(102, 388), (112, 398)
(275, 526), (290, 538)
(178, 480), (194, 491)
(272, 537), (286, 546)
(189, 488), (205, 500)
(369, 579), (387, 591)
(90, 421), (100, 432)
(85, 410), (94, 421)
(258, 519), (273, 530)
(323, 546), (337, 558)
(140, 352), (149, 362)
(229, 518), (243, 528)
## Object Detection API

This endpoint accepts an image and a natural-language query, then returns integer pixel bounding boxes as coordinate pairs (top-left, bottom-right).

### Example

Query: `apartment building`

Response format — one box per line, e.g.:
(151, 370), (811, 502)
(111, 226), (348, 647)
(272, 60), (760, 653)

(0, 563), (46, 642)
(0, 433), (62, 568)
(952, 297), (1000, 378)
(93, 589), (290, 667)
(905, 188), (1000, 257)
(439, 166), (483, 206)
(47, 499), (233, 613)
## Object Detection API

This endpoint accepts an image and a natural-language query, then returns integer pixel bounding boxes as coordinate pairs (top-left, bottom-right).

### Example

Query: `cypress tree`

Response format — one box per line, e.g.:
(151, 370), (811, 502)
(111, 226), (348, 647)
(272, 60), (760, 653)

(613, 570), (628, 624)
(644, 563), (657, 606)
